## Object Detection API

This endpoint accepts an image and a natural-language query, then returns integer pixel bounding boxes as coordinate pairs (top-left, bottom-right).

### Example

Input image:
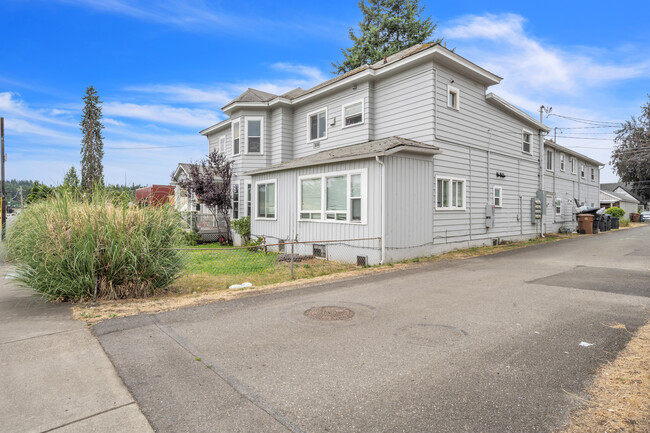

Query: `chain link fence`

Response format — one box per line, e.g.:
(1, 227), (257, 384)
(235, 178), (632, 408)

(169, 237), (381, 292)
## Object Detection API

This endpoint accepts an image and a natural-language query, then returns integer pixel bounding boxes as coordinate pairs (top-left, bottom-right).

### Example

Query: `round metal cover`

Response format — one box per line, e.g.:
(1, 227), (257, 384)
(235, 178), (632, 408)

(304, 306), (355, 321)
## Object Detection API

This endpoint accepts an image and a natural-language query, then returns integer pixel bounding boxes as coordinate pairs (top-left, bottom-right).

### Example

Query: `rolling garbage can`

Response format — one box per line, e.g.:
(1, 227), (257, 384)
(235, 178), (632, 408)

(577, 214), (594, 234)
(611, 216), (620, 229)
(592, 214), (600, 234)
(630, 212), (640, 222)
(606, 214), (612, 231)
(599, 214), (611, 232)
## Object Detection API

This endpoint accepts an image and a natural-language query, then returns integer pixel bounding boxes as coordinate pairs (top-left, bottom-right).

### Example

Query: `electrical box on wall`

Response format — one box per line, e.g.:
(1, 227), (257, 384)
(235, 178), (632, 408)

(531, 197), (542, 223)
(485, 203), (495, 228)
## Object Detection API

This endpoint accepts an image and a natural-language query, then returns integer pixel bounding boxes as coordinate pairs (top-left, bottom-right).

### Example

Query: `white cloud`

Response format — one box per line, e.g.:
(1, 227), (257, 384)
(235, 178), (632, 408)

(271, 63), (329, 85)
(124, 84), (233, 106)
(102, 102), (221, 128)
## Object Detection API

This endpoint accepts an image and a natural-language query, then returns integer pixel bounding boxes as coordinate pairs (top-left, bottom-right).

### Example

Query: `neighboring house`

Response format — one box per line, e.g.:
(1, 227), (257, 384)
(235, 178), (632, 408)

(199, 43), (603, 263)
(135, 185), (175, 207)
(601, 182), (647, 211)
(600, 189), (640, 216)
(171, 163), (227, 239)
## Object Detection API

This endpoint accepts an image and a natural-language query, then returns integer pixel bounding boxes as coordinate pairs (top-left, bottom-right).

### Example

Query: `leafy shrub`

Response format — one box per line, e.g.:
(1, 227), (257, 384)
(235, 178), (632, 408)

(619, 217), (630, 227)
(183, 230), (203, 246)
(6, 189), (185, 301)
(232, 215), (251, 243)
(605, 206), (625, 218)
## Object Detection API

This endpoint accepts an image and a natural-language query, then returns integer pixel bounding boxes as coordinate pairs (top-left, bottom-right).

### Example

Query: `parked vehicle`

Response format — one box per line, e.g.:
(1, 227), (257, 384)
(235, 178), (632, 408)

(640, 211), (650, 222)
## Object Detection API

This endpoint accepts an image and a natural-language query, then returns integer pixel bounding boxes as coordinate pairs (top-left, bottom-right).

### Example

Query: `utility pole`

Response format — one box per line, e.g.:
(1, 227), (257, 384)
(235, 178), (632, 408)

(19, 186), (23, 208)
(1, 117), (6, 240)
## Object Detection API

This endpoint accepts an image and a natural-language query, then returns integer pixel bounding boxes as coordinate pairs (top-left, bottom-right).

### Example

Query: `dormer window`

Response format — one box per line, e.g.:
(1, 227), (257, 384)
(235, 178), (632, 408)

(232, 121), (240, 155)
(246, 117), (263, 153)
(447, 85), (460, 110)
(309, 108), (327, 141)
(342, 100), (364, 127)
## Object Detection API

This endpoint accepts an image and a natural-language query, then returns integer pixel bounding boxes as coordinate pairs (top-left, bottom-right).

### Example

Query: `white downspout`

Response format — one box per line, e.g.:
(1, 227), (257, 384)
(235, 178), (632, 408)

(539, 131), (545, 238)
(376, 155), (386, 264)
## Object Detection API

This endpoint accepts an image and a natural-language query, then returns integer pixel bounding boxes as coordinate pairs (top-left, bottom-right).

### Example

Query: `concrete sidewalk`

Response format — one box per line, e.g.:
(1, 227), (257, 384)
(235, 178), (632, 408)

(0, 265), (153, 433)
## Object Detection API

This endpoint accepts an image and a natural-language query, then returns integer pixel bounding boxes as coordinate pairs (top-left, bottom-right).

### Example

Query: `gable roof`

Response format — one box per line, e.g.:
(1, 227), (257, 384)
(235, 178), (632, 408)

(600, 189), (639, 204)
(601, 182), (645, 202)
(227, 88), (278, 105)
(486, 93), (550, 132)
(246, 136), (440, 175)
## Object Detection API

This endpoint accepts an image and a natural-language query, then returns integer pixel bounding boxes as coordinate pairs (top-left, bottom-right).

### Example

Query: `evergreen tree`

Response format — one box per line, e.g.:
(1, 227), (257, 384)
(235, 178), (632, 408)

(80, 86), (105, 191)
(332, 0), (442, 74)
(63, 166), (80, 189)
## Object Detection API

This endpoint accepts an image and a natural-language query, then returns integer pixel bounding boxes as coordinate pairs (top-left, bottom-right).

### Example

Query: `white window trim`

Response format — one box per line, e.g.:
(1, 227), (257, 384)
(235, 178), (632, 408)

(244, 180), (252, 217)
(435, 176), (467, 211)
(231, 120), (240, 156)
(559, 153), (566, 172)
(580, 164), (586, 179)
(307, 107), (328, 143)
(232, 183), (240, 220)
(555, 198), (562, 216)
(447, 85), (460, 110)
(341, 99), (365, 129)
(297, 169), (368, 225)
(254, 179), (277, 221)
(245, 116), (264, 155)
(571, 158), (577, 174)
(590, 167), (596, 182)
(493, 186), (503, 208)
(522, 128), (533, 155)
(546, 149), (554, 172)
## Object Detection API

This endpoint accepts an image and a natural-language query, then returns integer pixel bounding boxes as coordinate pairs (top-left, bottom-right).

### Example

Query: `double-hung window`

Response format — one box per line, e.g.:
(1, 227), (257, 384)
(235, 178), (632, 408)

(256, 180), (276, 219)
(571, 158), (577, 174)
(232, 184), (239, 219)
(494, 186), (502, 208)
(580, 164), (585, 179)
(590, 167), (595, 181)
(299, 170), (365, 223)
(546, 150), (554, 171)
(308, 108), (327, 141)
(436, 177), (465, 210)
(522, 130), (532, 154)
(232, 121), (240, 155)
(342, 100), (363, 127)
(246, 182), (252, 216)
(560, 153), (565, 171)
(555, 198), (562, 215)
(447, 85), (460, 110)
(247, 118), (263, 153)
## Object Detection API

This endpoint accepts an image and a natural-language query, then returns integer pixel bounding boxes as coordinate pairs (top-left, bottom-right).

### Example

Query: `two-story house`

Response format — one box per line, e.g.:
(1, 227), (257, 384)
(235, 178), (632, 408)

(199, 43), (602, 264)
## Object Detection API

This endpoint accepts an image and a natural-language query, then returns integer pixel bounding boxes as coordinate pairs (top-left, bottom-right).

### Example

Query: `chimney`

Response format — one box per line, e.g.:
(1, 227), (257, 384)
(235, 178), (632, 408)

(383, 56), (387, 64)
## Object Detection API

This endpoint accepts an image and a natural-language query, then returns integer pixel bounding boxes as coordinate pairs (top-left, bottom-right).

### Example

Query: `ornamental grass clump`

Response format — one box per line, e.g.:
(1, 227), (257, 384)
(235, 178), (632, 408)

(6, 189), (185, 301)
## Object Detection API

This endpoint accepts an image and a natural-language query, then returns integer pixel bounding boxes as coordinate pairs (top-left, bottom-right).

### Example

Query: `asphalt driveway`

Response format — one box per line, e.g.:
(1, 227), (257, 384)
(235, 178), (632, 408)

(95, 226), (650, 433)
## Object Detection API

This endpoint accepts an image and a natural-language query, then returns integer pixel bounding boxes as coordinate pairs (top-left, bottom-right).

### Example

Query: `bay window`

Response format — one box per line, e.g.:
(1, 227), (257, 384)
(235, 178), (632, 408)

(299, 170), (366, 223)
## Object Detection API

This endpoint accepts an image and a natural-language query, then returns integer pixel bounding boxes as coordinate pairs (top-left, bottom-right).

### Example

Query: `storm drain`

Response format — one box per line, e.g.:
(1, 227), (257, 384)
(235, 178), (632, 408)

(304, 306), (355, 321)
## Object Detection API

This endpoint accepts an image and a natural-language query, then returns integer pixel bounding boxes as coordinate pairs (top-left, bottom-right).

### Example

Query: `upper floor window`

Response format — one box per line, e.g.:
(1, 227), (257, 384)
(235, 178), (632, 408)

(246, 118), (263, 153)
(256, 180), (276, 220)
(546, 149), (554, 171)
(522, 130), (532, 154)
(308, 108), (327, 141)
(342, 100), (364, 127)
(571, 158), (577, 174)
(580, 164), (585, 179)
(447, 85), (460, 110)
(494, 186), (502, 207)
(436, 177), (465, 210)
(590, 167), (595, 181)
(232, 121), (240, 155)
(299, 170), (366, 223)
(560, 153), (565, 171)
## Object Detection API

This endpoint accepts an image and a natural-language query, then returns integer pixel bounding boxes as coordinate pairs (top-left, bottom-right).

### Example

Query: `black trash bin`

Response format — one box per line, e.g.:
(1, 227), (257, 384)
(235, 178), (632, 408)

(611, 216), (620, 229)
(599, 216), (607, 232)
(605, 214), (612, 231)
(592, 215), (600, 234)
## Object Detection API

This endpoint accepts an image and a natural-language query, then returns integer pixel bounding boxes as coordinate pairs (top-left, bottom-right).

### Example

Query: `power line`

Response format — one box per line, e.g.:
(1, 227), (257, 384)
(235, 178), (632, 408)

(548, 113), (621, 125)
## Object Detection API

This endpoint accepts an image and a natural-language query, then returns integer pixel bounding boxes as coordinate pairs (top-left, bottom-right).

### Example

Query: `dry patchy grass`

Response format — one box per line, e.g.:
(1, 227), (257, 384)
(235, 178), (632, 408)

(559, 320), (650, 433)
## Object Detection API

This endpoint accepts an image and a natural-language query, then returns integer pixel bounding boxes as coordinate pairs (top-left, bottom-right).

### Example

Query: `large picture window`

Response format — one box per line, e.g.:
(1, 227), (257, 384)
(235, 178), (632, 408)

(308, 108), (327, 141)
(298, 170), (366, 223)
(436, 177), (465, 210)
(256, 180), (276, 219)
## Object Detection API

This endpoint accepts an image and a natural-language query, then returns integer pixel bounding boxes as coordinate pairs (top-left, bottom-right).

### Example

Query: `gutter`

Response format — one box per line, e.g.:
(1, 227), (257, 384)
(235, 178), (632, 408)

(375, 156), (386, 264)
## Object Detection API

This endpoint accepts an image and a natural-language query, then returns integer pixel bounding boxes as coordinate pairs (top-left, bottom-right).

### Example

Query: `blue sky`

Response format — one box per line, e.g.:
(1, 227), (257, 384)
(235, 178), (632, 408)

(1, 0), (649, 185)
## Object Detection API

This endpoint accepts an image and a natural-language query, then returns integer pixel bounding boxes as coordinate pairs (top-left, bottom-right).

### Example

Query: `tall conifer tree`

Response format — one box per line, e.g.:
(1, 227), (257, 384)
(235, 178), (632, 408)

(80, 86), (105, 191)
(332, 0), (442, 74)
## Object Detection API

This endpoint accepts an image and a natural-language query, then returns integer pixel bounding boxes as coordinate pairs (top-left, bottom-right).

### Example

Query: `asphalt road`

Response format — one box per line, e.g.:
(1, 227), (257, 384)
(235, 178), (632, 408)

(95, 225), (650, 433)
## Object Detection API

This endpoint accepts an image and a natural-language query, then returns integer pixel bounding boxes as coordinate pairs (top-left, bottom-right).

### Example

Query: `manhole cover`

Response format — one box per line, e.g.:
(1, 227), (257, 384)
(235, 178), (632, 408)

(304, 306), (355, 321)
